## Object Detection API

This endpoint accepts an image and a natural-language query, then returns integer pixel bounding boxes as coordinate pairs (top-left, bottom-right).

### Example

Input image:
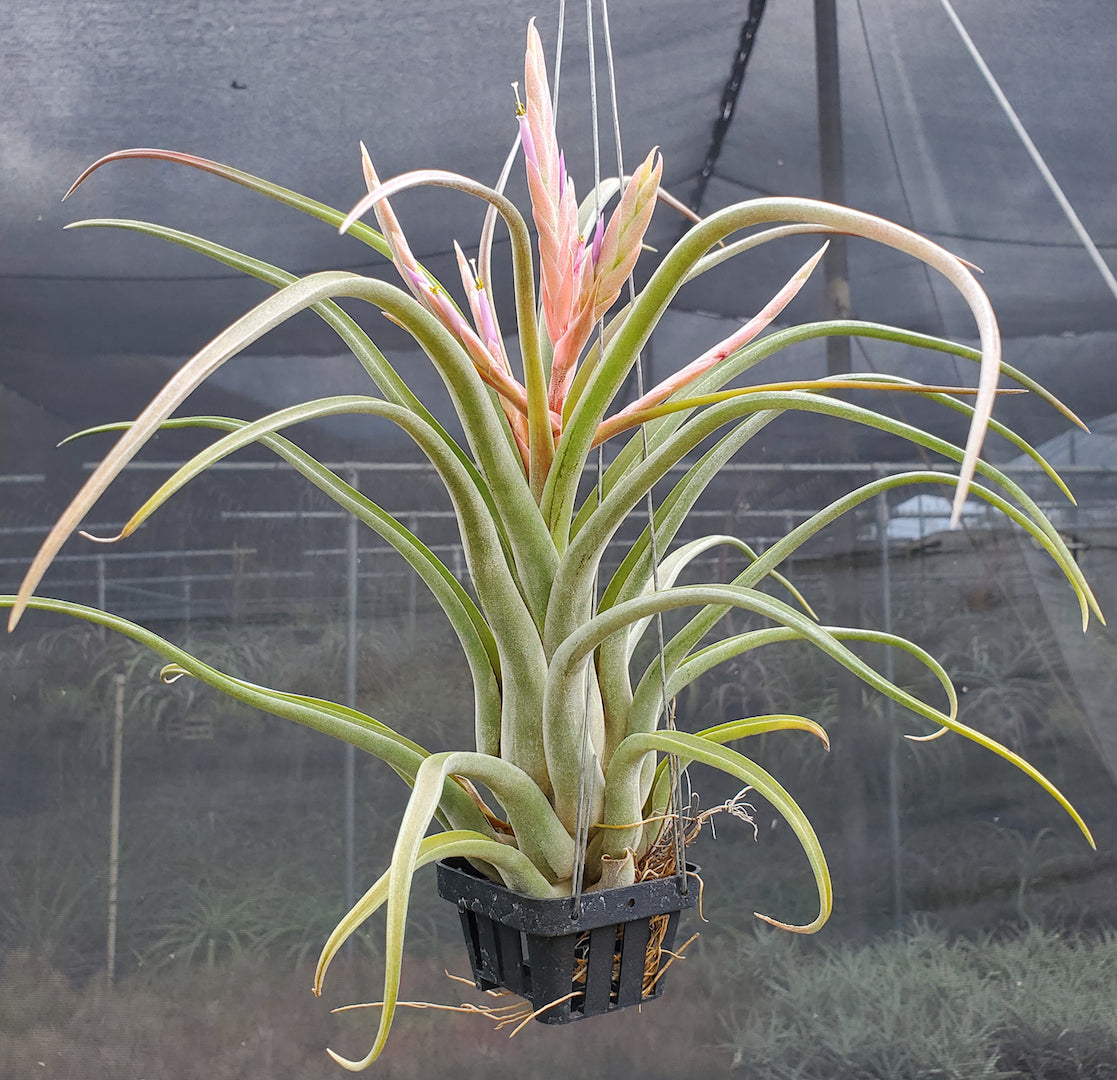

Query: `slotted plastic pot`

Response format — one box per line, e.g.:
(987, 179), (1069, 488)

(436, 856), (698, 1024)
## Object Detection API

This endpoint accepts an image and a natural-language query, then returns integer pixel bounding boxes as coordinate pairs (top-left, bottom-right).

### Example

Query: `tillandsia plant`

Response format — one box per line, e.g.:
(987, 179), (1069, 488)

(2, 18), (1102, 1071)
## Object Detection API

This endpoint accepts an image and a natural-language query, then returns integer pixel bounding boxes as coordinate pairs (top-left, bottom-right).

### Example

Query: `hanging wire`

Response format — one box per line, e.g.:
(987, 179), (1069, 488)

(585, 0), (604, 195)
(936, 0), (1117, 305)
(601, 0), (688, 891)
(551, 0), (567, 120)
(850, 0), (960, 475)
(852, 0), (960, 383)
(569, 0), (691, 907)
(569, 0), (600, 913)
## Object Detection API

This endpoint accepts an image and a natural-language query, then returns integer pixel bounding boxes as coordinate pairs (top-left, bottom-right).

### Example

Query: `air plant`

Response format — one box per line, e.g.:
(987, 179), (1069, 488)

(2, 19), (1100, 1071)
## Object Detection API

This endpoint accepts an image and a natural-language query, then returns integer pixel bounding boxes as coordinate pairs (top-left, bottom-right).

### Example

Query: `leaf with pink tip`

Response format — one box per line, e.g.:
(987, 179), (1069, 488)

(61, 147), (394, 260)
(589, 147), (663, 322)
(359, 142), (443, 318)
(609, 242), (826, 427)
(340, 166), (555, 493)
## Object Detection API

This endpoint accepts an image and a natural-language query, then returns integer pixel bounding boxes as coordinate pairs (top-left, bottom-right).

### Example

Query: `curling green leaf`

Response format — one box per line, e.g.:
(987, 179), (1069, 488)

(312, 829), (555, 997)
(646, 715), (829, 812)
(545, 583), (1094, 849)
(336, 752), (567, 1071)
(63, 414), (503, 755)
(318, 829), (561, 1072)
(605, 730), (832, 933)
(0, 597), (490, 833)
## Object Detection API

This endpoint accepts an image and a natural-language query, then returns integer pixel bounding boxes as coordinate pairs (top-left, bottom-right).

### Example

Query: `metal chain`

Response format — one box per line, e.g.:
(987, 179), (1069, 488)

(689, 0), (768, 218)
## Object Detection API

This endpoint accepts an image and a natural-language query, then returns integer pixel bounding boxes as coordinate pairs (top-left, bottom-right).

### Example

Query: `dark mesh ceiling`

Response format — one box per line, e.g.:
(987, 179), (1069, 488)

(3, 0), (1115, 445)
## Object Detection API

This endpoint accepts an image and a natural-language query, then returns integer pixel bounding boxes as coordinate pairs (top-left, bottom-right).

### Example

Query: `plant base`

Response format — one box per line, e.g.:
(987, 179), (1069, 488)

(436, 857), (698, 1025)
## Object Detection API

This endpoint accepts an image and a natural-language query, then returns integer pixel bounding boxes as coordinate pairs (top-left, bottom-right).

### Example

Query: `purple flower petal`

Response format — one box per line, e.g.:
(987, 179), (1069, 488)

(591, 217), (605, 265)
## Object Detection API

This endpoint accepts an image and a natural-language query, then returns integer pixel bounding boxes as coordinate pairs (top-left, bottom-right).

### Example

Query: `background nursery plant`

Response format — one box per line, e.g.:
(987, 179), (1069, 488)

(3, 18), (1100, 1072)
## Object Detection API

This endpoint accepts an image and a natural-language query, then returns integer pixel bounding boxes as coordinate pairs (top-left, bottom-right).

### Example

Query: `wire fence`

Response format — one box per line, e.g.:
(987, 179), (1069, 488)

(2, 459), (1114, 626)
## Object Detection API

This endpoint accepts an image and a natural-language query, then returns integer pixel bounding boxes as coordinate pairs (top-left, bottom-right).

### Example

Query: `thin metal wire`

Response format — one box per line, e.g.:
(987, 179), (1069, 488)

(586, 0), (603, 198)
(600, 0), (687, 890)
(936, 0), (1117, 305)
(570, 450), (606, 911)
(570, 0), (689, 906)
(852, 0), (958, 376)
(569, 0), (600, 912)
(551, 0), (566, 120)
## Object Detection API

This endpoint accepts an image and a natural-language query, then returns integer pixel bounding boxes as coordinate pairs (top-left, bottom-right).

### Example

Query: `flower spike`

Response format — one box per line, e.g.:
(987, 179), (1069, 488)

(548, 147), (663, 412)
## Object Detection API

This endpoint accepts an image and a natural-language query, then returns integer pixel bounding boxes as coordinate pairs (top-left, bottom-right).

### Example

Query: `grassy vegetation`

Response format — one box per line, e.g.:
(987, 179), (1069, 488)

(2, 585), (1115, 1075)
(722, 923), (1117, 1079)
(4, 922), (1117, 1077)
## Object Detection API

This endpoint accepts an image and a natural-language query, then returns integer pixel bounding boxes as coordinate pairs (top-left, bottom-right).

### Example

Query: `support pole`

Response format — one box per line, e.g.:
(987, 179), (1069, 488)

(814, 0), (852, 375)
(107, 673), (124, 983)
(877, 492), (903, 930)
(815, 0), (868, 927)
(96, 554), (107, 641)
(344, 469), (359, 949)
(407, 514), (419, 638)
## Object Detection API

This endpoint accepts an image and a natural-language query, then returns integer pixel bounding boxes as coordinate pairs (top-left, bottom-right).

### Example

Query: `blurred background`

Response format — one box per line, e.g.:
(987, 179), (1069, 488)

(3, 1), (1116, 1076)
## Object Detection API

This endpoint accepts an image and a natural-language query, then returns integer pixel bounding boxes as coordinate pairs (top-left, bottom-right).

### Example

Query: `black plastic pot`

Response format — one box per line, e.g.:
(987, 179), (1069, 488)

(436, 856), (698, 1024)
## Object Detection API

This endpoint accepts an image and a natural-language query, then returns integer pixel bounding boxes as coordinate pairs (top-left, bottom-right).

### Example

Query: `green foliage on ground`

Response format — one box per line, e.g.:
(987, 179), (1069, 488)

(724, 923), (1117, 1079)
